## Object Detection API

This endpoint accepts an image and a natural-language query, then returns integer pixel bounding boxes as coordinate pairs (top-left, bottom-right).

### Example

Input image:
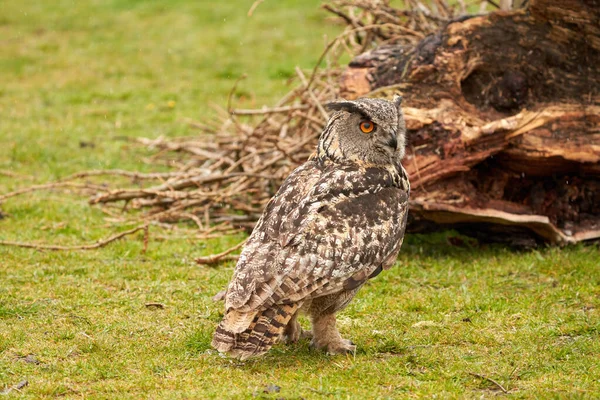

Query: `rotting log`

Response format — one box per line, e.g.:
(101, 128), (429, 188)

(340, 0), (600, 245)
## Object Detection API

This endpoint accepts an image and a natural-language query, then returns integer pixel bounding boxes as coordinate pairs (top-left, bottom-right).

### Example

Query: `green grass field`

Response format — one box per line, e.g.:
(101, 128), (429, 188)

(1, 1), (599, 398)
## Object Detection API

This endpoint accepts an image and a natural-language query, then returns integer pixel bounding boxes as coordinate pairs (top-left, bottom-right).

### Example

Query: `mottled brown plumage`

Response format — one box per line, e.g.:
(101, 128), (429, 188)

(212, 96), (409, 359)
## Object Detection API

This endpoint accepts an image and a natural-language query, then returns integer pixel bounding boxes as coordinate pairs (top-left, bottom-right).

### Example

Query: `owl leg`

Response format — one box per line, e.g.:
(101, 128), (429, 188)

(282, 311), (301, 343)
(310, 313), (356, 355)
(282, 310), (312, 343)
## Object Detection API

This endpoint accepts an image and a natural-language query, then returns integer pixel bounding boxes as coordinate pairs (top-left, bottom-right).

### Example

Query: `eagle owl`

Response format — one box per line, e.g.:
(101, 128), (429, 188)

(212, 96), (409, 359)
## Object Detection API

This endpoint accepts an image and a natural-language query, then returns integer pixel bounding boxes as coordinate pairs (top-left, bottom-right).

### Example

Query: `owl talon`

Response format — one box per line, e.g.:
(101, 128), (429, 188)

(327, 339), (356, 355)
(283, 329), (312, 344)
(310, 338), (356, 355)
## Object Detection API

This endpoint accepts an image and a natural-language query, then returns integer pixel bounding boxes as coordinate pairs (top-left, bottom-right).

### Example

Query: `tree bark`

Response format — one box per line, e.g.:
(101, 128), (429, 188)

(340, 0), (600, 245)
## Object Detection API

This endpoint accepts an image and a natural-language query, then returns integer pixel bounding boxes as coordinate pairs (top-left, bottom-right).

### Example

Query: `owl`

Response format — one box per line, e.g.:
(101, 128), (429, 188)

(212, 96), (409, 359)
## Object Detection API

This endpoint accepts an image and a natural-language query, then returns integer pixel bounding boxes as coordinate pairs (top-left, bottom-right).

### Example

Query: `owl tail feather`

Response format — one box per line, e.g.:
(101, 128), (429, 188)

(212, 303), (299, 360)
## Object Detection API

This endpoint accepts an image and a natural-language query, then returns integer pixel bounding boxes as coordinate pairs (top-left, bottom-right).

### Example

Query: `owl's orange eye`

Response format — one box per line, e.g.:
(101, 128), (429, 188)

(359, 120), (375, 133)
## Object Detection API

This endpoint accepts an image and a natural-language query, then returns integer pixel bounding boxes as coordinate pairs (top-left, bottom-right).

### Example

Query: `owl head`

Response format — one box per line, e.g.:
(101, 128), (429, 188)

(317, 96), (406, 165)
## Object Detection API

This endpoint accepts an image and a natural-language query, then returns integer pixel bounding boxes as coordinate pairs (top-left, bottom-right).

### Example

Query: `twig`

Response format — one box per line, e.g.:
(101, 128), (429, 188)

(469, 372), (508, 393)
(485, 0), (501, 9)
(0, 182), (104, 202)
(409, 145), (428, 193)
(143, 225), (149, 254)
(145, 302), (165, 309)
(247, 0), (264, 16)
(227, 74), (248, 133)
(196, 240), (246, 266)
(89, 173), (235, 203)
(304, 21), (410, 91)
(58, 169), (183, 182)
(1, 380), (28, 395)
(0, 170), (32, 179)
(231, 105), (309, 115)
(296, 66), (329, 120)
(198, 254), (240, 265)
(322, 4), (364, 29)
(0, 224), (148, 251)
(180, 212), (205, 230)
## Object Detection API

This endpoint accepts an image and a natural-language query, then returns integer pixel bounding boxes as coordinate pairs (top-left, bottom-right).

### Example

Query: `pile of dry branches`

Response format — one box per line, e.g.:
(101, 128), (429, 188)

(82, 1), (463, 236)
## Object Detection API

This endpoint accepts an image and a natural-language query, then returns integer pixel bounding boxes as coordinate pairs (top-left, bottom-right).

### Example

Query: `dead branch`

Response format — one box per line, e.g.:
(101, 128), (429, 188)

(0, 170), (33, 179)
(247, 0), (264, 17)
(0, 182), (106, 202)
(59, 169), (185, 182)
(0, 224), (148, 251)
(469, 372), (508, 393)
(231, 105), (310, 115)
(196, 240), (246, 265)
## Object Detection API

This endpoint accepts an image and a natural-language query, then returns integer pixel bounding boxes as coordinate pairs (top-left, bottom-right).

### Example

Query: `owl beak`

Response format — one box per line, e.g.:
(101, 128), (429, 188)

(386, 134), (398, 151)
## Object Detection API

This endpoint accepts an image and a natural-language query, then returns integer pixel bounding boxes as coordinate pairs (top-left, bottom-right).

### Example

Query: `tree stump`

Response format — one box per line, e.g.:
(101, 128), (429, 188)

(340, 0), (600, 245)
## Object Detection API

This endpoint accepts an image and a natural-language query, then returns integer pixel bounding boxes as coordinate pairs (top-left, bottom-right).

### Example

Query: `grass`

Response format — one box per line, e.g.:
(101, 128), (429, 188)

(1, 1), (599, 398)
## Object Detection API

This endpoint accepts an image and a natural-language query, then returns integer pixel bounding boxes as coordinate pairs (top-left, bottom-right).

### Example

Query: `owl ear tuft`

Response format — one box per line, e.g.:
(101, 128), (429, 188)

(393, 95), (403, 109)
(324, 101), (361, 114)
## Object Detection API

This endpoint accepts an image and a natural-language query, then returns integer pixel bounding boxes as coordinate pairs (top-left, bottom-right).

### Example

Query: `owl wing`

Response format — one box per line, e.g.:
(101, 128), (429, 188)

(224, 160), (325, 309)
(225, 161), (409, 312)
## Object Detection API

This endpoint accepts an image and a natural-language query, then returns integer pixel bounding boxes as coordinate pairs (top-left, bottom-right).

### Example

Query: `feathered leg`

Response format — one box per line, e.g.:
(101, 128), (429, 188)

(310, 313), (356, 355)
(308, 289), (360, 355)
(282, 309), (312, 343)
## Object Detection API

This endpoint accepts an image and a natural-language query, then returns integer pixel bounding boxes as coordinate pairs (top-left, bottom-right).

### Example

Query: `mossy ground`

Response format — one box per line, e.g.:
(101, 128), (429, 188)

(1, 1), (599, 398)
